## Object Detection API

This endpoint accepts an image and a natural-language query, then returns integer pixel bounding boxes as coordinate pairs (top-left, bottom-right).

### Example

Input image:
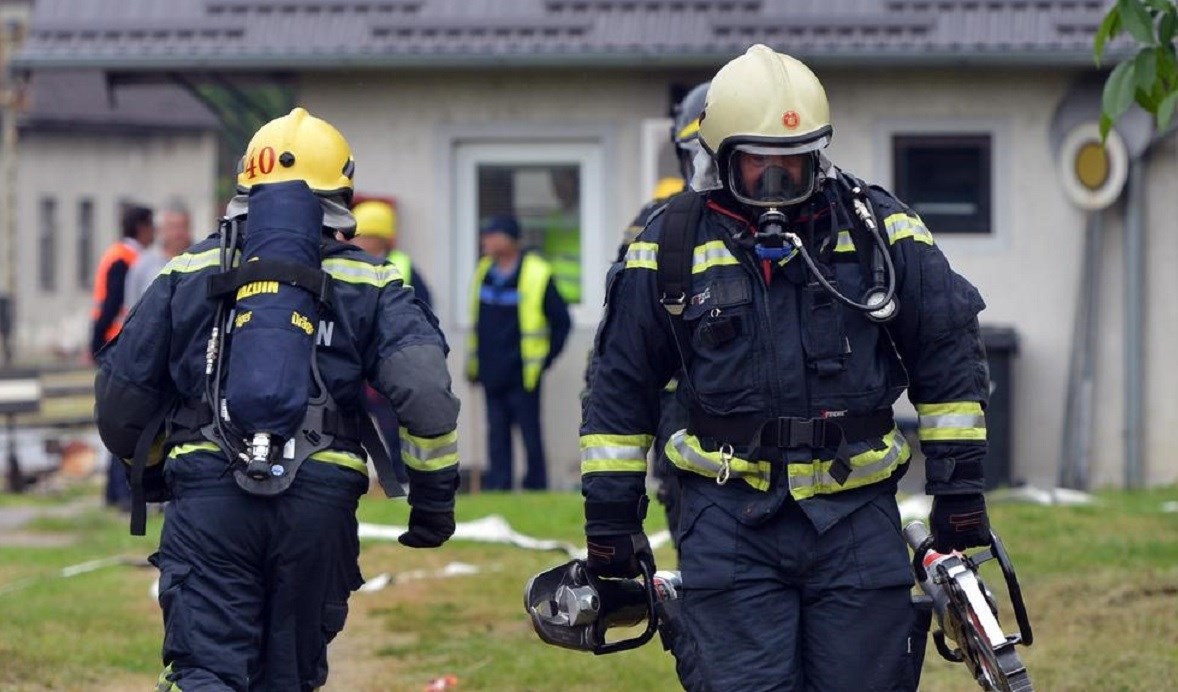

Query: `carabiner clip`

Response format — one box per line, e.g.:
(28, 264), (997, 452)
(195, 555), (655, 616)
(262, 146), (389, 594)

(716, 443), (733, 486)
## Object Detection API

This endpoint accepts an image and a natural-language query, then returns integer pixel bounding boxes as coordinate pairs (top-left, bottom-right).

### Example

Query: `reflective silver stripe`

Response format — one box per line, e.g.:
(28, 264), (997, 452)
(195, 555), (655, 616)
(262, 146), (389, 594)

(833, 230), (855, 253)
(665, 430), (771, 490)
(624, 243), (658, 266)
(692, 241), (740, 273)
(582, 445), (647, 462)
(668, 430), (723, 475)
(401, 437), (458, 461)
(788, 431), (908, 494)
(919, 413), (986, 430)
(883, 213), (934, 245)
(322, 258), (402, 286)
(160, 248), (233, 275)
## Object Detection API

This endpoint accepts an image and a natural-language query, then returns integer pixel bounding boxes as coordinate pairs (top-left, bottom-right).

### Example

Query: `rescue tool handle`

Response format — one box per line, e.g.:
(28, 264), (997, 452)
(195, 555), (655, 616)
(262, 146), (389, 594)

(902, 519), (933, 552)
(592, 556), (659, 655)
(978, 531), (1035, 647)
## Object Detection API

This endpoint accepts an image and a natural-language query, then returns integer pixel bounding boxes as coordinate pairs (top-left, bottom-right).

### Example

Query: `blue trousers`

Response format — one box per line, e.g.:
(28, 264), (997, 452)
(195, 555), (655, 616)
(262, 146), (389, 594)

(482, 383), (546, 490)
(677, 479), (918, 691)
(153, 454), (368, 691)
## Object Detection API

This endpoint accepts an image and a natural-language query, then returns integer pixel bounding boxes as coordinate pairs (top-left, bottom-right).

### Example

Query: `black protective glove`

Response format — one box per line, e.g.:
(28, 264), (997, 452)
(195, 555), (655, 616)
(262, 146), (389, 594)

(398, 508), (456, 549)
(585, 532), (653, 579)
(930, 493), (991, 552)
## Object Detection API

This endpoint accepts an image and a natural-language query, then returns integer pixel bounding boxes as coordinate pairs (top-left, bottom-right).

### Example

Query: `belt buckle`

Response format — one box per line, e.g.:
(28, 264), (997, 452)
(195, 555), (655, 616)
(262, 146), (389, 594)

(789, 418), (825, 448)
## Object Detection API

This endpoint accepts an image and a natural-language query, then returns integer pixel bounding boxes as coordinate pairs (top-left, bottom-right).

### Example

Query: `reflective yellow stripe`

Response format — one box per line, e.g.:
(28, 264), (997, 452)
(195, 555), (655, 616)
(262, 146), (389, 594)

(916, 402), (986, 442)
(663, 428), (909, 497)
(624, 241), (659, 271)
(883, 213), (934, 246)
(322, 257), (402, 287)
(168, 442), (219, 458)
(692, 240), (740, 274)
(161, 250), (404, 287)
(168, 441), (369, 475)
(309, 450), (370, 475)
(833, 229), (856, 253)
(787, 428), (911, 500)
(401, 429), (460, 472)
(159, 248), (232, 275)
(664, 430), (772, 491)
(580, 433), (652, 474)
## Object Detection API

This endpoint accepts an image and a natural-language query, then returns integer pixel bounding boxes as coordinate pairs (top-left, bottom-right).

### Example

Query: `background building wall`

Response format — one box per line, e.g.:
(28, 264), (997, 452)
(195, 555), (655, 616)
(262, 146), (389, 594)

(288, 67), (1178, 490)
(14, 130), (218, 358)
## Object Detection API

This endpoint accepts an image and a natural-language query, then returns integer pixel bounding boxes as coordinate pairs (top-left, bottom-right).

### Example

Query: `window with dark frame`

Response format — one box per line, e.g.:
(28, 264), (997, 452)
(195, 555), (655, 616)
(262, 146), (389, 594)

(38, 196), (58, 292)
(78, 198), (94, 289)
(892, 134), (992, 235)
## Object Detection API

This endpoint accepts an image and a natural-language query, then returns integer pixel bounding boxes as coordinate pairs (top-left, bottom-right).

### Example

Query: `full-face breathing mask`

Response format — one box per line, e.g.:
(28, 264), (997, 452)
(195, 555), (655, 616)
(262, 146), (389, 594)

(732, 149), (898, 323)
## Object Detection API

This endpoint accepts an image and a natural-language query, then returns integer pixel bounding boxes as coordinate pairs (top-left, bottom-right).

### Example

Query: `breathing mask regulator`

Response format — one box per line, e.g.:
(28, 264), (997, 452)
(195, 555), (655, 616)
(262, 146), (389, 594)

(727, 144), (898, 323)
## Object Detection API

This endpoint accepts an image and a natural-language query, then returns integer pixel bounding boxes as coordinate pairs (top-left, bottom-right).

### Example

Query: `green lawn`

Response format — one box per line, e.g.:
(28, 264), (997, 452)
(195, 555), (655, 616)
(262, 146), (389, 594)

(1, 487), (1176, 691)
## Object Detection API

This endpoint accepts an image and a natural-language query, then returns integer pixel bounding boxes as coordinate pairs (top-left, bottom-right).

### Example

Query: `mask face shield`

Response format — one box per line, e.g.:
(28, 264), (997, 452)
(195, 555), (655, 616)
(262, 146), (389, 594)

(725, 140), (827, 208)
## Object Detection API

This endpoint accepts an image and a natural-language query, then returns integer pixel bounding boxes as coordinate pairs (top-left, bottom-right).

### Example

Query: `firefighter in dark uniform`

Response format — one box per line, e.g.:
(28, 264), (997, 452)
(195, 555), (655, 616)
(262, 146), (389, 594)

(94, 108), (461, 691)
(580, 45), (992, 690)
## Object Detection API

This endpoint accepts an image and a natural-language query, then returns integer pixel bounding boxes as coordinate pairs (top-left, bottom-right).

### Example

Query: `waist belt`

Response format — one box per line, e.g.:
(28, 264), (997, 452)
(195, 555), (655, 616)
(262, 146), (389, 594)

(169, 399), (363, 447)
(691, 409), (895, 486)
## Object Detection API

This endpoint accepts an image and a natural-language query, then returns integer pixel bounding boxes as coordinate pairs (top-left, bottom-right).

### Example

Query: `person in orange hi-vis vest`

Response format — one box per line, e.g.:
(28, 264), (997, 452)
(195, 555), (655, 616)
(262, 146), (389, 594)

(90, 205), (155, 359)
(91, 203), (154, 510)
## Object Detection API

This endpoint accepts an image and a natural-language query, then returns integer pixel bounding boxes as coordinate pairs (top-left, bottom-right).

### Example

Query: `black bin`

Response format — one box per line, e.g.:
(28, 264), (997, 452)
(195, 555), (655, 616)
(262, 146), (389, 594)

(981, 325), (1018, 489)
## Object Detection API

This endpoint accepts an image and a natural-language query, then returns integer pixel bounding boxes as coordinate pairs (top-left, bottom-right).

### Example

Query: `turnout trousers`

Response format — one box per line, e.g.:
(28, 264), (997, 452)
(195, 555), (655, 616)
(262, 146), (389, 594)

(152, 453), (368, 691)
(676, 477), (918, 692)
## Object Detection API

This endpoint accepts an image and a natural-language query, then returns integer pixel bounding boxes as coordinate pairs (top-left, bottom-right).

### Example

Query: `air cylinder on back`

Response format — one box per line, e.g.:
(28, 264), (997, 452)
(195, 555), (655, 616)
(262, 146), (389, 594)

(225, 180), (324, 451)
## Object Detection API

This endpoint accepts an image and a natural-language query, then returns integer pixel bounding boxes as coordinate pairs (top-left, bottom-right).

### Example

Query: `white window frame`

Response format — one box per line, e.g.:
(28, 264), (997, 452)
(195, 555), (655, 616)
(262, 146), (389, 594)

(453, 140), (606, 327)
(873, 118), (1012, 255)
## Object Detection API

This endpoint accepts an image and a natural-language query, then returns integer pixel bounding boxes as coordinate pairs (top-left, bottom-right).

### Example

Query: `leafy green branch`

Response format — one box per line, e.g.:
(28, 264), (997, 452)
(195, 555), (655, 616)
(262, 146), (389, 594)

(1095, 0), (1178, 138)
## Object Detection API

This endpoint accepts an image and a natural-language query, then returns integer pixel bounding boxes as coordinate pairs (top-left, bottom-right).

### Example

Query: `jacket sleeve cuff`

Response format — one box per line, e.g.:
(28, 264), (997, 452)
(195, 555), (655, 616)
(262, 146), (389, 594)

(924, 456), (985, 495)
(405, 466), (459, 512)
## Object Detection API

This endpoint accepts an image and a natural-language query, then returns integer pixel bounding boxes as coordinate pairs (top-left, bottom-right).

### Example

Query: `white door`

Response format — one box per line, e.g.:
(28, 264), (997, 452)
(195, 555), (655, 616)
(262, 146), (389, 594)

(454, 140), (605, 326)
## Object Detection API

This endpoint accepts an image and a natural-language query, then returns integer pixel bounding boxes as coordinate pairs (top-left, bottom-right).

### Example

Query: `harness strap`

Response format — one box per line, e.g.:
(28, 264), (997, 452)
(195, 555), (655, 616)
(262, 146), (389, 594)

(657, 191), (703, 318)
(170, 399), (361, 445)
(129, 405), (170, 536)
(358, 412), (406, 498)
(206, 258), (334, 306)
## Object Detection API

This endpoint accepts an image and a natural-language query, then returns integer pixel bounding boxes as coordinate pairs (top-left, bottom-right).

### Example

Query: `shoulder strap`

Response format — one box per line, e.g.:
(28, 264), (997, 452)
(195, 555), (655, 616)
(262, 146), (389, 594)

(656, 191), (704, 316)
(654, 191), (705, 390)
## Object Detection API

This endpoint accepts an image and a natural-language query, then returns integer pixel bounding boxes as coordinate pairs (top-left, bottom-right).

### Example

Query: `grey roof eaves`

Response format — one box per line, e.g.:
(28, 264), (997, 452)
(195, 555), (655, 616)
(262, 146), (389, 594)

(12, 48), (1127, 72)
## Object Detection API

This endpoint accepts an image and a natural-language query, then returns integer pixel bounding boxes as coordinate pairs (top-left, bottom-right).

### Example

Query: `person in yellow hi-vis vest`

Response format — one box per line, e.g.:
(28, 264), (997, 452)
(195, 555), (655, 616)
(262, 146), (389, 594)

(467, 215), (571, 490)
(349, 199), (439, 488)
(351, 199), (433, 308)
(542, 168), (582, 304)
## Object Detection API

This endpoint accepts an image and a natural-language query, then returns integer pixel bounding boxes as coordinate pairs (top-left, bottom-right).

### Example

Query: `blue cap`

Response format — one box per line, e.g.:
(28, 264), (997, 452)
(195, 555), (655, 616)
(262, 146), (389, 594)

(480, 214), (521, 240)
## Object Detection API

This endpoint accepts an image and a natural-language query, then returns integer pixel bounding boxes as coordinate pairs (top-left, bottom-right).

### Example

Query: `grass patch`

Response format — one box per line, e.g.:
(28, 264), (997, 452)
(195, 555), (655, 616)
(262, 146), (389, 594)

(0, 487), (1176, 690)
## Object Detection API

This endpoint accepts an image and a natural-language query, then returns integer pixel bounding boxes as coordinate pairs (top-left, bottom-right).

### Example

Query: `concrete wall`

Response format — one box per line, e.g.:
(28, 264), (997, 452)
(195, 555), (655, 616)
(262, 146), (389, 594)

(13, 129), (219, 358)
(303, 66), (1175, 491)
